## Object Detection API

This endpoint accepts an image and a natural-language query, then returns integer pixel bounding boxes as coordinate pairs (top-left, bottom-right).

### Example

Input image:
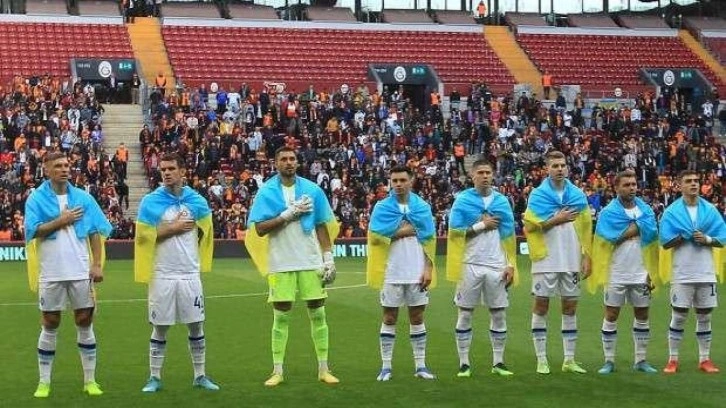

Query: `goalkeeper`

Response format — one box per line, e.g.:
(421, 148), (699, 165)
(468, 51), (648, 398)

(245, 146), (340, 387)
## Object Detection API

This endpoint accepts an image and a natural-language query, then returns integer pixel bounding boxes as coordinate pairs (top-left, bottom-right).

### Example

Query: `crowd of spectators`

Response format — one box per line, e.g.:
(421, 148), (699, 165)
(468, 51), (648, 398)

(141, 79), (725, 239)
(0, 75), (133, 241)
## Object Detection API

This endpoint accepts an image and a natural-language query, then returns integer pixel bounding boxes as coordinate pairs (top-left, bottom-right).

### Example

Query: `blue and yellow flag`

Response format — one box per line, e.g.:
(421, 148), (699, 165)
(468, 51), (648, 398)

(24, 180), (113, 292)
(523, 177), (591, 261)
(134, 186), (214, 283)
(589, 197), (659, 293)
(245, 175), (339, 276)
(366, 191), (437, 289)
(658, 197), (726, 283)
(446, 188), (518, 285)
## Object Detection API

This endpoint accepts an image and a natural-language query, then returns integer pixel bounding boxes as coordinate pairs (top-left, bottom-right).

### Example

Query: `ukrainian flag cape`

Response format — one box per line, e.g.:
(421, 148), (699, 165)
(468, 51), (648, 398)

(366, 192), (437, 289)
(658, 197), (726, 284)
(446, 188), (519, 285)
(134, 186), (213, 283)
(589, 197), (658, 293)
(245, 175), (339, 276)
(24, 180), (113, 292)
(523, 177), (592, 261)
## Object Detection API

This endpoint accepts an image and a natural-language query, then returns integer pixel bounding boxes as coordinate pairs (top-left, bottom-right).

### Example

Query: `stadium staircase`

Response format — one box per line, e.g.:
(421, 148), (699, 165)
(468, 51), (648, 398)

(678, 30), (726, 86)
(101, 104), (147, 219)
(126, 17), (176, 92)
(484, 26), (543, 97)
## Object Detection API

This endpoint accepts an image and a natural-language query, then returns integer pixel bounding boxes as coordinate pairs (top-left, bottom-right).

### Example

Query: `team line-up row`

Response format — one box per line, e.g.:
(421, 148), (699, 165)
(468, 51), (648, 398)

(23, 149), (725, 397)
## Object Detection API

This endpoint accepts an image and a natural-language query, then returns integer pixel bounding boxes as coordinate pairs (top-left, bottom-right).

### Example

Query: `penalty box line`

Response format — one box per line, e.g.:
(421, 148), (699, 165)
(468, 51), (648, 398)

(0, 283), (368, 307)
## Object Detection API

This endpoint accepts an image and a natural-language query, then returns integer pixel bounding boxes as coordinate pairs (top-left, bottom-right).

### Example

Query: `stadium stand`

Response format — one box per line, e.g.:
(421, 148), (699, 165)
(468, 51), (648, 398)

(162, 22), (514, 93)
(516, 31), (725, 96)
(0, 20), (133, 79)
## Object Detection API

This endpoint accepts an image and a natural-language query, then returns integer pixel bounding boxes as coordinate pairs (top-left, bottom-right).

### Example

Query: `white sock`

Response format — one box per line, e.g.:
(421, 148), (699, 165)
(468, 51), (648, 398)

(410, 324), (427, 369)
(379, 323), (396, 370)
(150, 325), (169, 379)
(632, 319), (650, 363)
(38, 327), (57, 384)
(531, 313), (547, 363)
(188, 322), (206, 379)
(77, 324), (97, 383)
(562, 315), (577, 362)
(668, 310), (687, 360)
(601, 319), (617, 362)
(455, 309), (473, 367)
(489, 309), (507, 366)
(696, 313), (712, 363)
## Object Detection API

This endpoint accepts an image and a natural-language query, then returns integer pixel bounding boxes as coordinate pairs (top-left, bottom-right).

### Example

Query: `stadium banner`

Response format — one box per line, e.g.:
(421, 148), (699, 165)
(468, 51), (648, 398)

(0, 237), (531, 262)
(71, 58), (138, 82)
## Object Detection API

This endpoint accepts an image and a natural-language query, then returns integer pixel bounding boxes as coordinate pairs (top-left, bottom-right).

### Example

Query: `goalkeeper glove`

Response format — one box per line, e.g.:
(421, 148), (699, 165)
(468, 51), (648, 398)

(321, 251), (336, 285)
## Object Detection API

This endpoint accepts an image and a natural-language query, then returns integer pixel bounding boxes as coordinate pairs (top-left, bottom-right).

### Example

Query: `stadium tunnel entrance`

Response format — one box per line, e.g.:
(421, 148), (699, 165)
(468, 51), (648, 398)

(369, 63), (442, 112)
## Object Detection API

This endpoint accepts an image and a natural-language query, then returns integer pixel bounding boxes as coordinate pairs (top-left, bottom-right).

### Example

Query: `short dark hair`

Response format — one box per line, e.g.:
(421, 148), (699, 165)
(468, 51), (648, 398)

(545, 150), (566, 164)
(390, 165), (412, 177)
(43, 152), (66, 164)
(275, 146), (297, 159)
(470, 157), (494, 171)
(678, 170), (699, 181)
(160, 152), (185, 169)
(614, 169), (636, 186)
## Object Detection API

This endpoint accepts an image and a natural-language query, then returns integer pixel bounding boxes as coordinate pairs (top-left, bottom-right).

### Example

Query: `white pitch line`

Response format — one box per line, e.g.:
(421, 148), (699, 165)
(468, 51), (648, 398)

(0, 283), (368, 307)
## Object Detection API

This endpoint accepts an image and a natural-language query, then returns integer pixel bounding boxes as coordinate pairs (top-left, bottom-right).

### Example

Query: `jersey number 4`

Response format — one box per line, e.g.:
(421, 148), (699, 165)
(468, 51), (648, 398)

(194, 296), (205, 312)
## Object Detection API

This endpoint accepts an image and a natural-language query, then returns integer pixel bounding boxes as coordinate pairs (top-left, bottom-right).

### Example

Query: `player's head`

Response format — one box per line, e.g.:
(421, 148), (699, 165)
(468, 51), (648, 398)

(43, 152), (69, 184)
(274, 146), (298, 179)
(469, 158), (494, 191)
(545, 150), (568, 181)
(159, 152), (185, 188)
(614, 170), (637, 203)
(678, 170), (700, 199)
(390, 165), (413, 198)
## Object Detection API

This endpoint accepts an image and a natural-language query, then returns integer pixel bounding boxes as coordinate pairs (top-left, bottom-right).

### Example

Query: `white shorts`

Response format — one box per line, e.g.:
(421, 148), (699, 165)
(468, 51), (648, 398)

(149, 278), (205, 325)
(671, 283), (718, 309)
(380, 283), (429, 308)
(454, 264), (509, 309)
(39, 279), (95, 311)
(532, 272), (580, 298)
(604, 283), (651, 308)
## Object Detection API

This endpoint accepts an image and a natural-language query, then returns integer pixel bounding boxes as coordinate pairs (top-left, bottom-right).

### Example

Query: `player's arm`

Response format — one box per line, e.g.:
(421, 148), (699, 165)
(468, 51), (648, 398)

(88, 232), (104, 283)
(34, 206), (83, 238)
(419, 251), (433, 291)
(616, 222), (639, 245)
(541, 208), (577, 232)
(315, 223), (332, 252)
(392, 221), (416, 240)
(156, 212), (195, 242)
(693, 230), (723, 248)
(255, 215), (288, 237)
(466, 214), (500, 238)
(663, 235), (684, 249)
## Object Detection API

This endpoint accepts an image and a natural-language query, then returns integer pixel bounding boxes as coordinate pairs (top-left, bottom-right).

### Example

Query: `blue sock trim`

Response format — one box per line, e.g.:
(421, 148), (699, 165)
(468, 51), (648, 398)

(561, 329), (578, 334)
(531, 328), (547, 333)
(379, 333), (396, 339)
(601, 330), (617, 335)
(77, 343), (96, 350)
(150, 338), (167, 345)
(696, 331), (713, 337)
(489, 329), (507, 334)
(38, 348), (56, 356)
(410, 332), (427, 339)
(188, 335), (205, 342)
(669, 327), (685, 333)
(632, 328), (649, 333)
(455, 328), (473, 334)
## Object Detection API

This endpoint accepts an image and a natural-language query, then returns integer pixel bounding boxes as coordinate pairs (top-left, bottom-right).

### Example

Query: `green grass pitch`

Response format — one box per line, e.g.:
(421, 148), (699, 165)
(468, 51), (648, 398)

(1, 257), (725, 407)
